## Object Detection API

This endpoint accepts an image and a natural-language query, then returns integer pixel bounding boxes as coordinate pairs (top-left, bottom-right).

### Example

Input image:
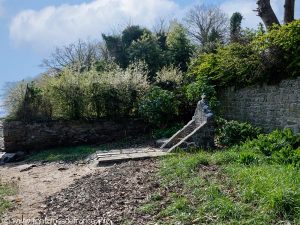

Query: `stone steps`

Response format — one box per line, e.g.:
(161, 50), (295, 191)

(95, 148), (169, 165)
(160, 96), (215, 152)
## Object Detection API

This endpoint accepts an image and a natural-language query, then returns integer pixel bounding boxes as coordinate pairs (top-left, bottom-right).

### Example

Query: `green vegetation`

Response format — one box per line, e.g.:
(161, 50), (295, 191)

(217, 119), (262, 147)
(138, 86), (179, 126)
(232, 129), (300, 167)
(24, 136), (151, 162)
(5, 18), (300, 127)
(25, 146), (97, 162)
(188, 20), (300, 90)
(139, 129), (300, 224)
(0, 183), (16, 216)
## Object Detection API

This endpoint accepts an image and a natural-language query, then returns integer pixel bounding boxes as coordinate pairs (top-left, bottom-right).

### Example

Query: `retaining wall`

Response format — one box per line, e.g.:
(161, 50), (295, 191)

(3, 119), (147, 153)
(219, 77), (300, 134)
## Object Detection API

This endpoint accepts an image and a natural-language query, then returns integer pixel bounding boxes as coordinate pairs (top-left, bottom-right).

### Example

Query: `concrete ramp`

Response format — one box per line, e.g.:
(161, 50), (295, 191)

(161, 96), (215, 152)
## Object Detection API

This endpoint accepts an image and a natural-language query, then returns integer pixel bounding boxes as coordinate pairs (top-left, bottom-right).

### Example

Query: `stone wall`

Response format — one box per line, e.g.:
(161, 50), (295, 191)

(3, 119), (147, 153)
(219, 77), (300, 134)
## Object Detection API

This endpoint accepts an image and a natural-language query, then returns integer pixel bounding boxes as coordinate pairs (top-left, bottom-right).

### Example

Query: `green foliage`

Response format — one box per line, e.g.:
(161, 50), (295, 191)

(7, 62), (149, 120)
(138, 86), (179, 126)
(189, 20), (300, 93)
(46, 70), (87, 119)
(141, 142), (300, 224)
(6, 81), (52, 121)
(122, 25), (150, 48)
(238, 152), (259, 165)
(155, 65), (183, 90)
(184, 75), (217, 109)
(226, 164), (300, 223)
(233, 129), (300, 167)
(128, 33), (163, 80)
(230, 12), (243, 43)
(253, 19), (300, 78)
(217, 119), (262, 147)
(0, 183), (16, 216)
(25, 146), (97, 162)
(102, 34), (128, 68)
(166, 22), (193, 71)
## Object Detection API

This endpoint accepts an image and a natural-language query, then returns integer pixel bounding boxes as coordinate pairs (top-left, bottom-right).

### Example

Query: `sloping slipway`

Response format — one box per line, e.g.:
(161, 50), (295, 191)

(161, 96), (215, 152)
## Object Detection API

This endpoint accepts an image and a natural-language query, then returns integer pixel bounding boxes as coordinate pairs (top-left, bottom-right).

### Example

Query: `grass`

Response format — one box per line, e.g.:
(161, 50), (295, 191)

(24, 136), (151, 162)
(25, 146), (97, 162)
(0, 183), (17, 216)
(139, 149), (300, 224)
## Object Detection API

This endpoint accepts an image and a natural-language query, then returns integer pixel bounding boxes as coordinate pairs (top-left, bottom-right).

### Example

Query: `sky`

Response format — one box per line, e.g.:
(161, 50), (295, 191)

(0, 0), (299, 115)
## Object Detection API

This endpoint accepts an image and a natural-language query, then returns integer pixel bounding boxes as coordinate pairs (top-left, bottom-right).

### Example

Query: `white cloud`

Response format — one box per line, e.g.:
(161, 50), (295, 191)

(9, 0), (180, 52)
(220, 0), (300, 29)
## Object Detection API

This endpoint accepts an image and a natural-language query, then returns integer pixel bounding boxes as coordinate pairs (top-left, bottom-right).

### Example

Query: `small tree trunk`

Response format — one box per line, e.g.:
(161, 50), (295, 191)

(284, 0), (295, 24)
(256, 0), (280, 29)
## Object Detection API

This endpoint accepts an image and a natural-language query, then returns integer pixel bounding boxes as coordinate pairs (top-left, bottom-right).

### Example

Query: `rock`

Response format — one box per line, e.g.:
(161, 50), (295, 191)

(0, 152), (17, 164)
(19, 164), (37, 172)
(0, 151), (25, 165)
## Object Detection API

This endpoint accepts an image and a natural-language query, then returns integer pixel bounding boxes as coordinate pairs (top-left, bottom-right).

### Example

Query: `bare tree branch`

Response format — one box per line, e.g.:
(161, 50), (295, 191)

(184, 4), (228, 47)
(42, 40), (103, 74)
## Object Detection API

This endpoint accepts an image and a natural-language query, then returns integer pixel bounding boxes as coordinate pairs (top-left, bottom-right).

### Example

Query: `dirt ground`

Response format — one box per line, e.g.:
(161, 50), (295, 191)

(0, 161), (101, 224)
(0, 158), (160, 225)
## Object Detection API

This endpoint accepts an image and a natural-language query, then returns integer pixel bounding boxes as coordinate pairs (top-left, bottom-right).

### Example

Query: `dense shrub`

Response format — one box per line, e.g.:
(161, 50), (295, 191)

(188, 20), (300, 91)
(253, 20), (300, 79)
(138, 86), (179, 127)
(188, 43), (263, 88)
(155, 66), (183, 90)
(233, 129), (300, 167)
(44, 69), (87, 119)
(217, 119), (262, 147)
(5, 81), (52, 121)
(6, 62), (150, 120)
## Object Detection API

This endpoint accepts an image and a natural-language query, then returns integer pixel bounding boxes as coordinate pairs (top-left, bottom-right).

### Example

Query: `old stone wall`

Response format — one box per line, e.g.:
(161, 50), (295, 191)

(3, 119), (147, 153)
(219, 77), (300, 134)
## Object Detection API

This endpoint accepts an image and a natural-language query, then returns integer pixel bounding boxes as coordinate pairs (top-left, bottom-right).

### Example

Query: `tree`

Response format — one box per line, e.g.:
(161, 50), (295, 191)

(128, 33), (163, 80)
(102, 25), (152, 69)
(42, 40), (101, 74)
(284, 0), (295, 24)
(230, 12), (243, 43)
(256, 0), (296, 28)
(122, 25), (150, 48)
(185, 4), (228, 48)
(256, 0), (280, 28)
(166, 22), (193, 71)
(102, 34), (128, 68)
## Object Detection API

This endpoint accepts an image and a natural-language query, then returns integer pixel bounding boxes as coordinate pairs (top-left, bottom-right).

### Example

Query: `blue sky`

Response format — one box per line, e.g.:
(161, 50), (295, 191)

(0, 0), (299, 103)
